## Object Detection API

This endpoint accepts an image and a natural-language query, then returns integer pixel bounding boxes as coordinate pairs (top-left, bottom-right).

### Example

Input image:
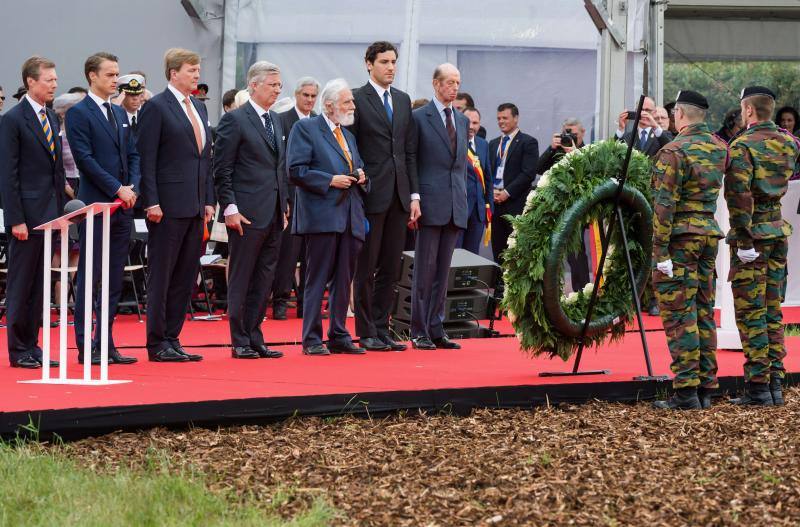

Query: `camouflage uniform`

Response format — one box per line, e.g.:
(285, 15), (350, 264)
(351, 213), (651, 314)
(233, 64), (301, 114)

(725, 121), (800, 383)
(651, 122), (727, 389)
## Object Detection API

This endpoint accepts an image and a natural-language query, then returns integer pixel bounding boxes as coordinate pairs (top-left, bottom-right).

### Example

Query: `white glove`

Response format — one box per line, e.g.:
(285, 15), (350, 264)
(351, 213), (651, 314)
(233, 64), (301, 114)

(656, 259), (673, 278)
(737, 247), (760, 263)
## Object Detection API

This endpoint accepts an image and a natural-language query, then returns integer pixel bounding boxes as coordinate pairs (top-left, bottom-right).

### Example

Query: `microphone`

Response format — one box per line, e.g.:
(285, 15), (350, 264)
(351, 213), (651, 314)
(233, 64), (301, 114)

(64, 199), (87, 224)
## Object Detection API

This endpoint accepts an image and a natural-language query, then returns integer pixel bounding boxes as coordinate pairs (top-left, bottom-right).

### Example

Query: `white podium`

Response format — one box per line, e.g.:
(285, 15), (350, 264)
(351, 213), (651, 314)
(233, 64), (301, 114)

(19, 202), (131, 385)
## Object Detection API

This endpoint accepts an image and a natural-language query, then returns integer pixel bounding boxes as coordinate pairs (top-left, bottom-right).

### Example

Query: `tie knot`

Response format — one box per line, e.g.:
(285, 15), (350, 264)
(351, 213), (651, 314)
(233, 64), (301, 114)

(103, 102), (110, 109)
(383, 91), (389, 101)
(444, 107), (452, 117)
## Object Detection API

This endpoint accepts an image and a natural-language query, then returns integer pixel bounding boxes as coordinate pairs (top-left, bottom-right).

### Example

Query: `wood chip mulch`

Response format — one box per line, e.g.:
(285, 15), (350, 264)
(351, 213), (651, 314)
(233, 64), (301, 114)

(64, 389), (800, 526)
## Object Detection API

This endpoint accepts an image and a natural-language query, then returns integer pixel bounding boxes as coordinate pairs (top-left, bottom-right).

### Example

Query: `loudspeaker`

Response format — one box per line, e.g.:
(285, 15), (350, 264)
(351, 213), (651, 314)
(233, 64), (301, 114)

(390, 319), (487, 340)
(398, 248), (499, 291)
(392, 286), (490, 323)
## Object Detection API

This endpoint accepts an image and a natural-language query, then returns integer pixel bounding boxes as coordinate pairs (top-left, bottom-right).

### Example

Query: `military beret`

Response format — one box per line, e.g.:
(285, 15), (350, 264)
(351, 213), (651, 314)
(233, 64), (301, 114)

(118, 74), (145, 95)
(740, 86), (775, 101)
(675, 90), (708, 110)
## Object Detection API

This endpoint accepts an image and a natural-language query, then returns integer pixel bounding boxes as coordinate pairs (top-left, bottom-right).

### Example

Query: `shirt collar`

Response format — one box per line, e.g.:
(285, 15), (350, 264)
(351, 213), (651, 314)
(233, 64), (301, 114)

(127, 111), (137, 121)
(323, 112), (340, 132)
(369, 78), (390, 100)
(168, 83), (192, 105)
(502, 128), (519, 141)
(88, 90), (111, 111)
(432, 96), (453, 117)
(25, 94), (46, 115)
(295, 106), (310, 120)
(249, 98), (269, 117)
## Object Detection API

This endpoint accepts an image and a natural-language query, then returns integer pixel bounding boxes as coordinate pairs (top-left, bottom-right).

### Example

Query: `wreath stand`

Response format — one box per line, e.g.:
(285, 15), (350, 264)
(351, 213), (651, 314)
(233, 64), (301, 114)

(540, 95), (668, 381)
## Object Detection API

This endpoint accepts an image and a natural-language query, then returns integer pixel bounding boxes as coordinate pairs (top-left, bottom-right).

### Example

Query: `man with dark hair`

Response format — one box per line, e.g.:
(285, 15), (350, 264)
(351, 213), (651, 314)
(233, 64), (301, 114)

(454, 92), (485, 138)
(488, 102), (538, 264)
(349, 40), (419, 352)
(67, 86), (88, 96)
(0, 56), (64, 368)
(222, 88), (238, 113)
(195, 83), (209, 101)
(66, 52), (140, 365)
(458, 107), (491, 254)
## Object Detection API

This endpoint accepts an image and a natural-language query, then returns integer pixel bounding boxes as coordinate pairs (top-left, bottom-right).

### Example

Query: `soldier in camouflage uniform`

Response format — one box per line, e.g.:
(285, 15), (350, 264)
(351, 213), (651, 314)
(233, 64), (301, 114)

(650, 90), (727, 410)
(726, 86), (800, 407)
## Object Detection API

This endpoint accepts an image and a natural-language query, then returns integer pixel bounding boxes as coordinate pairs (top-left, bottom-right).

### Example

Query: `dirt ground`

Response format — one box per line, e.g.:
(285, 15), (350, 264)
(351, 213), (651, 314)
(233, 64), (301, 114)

(65, 389), (800, 526)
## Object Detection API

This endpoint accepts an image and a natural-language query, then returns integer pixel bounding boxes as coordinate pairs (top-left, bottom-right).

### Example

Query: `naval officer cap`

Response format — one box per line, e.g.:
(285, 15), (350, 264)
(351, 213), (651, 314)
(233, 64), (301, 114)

(740, 86), (776, 101)
(675, 90), (709, 110)
(118, 74), (145, 95)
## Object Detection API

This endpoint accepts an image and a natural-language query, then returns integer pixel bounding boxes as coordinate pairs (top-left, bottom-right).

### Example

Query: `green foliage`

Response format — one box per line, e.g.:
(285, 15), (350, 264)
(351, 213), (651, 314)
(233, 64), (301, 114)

(664, 61), (800, 129)
(501, 140), (652, 360)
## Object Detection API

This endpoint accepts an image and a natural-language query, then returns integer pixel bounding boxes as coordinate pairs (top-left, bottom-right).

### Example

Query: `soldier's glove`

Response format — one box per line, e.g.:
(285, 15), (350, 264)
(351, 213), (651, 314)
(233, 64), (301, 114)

(656, 259), (673, 278)
(737, 247), (760, 263)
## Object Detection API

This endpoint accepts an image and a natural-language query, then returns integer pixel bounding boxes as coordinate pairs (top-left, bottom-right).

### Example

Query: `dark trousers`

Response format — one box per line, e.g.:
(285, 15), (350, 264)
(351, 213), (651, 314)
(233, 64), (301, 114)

(491, 213), (513, 264)
(567, 230), (591, 292)
(74, 210), (132, 353)
(145, 216), (203, 352)
(411, 222), (461, 339)
(226, 207), (282, 348)
(354, 195), (407, 339)
(457, 209), (485, 255)
(5, 234), (45, 363)
(302, 225), (363, 347)
(271, 219), (305, 309)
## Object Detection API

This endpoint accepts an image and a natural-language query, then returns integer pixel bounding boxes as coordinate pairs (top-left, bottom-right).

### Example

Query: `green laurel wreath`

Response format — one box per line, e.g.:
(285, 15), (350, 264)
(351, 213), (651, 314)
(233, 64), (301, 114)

(501, 140), (653, 360)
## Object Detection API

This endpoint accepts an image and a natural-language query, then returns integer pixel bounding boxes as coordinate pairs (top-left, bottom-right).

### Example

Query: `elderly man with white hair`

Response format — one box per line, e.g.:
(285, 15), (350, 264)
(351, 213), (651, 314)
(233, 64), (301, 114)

(287, 78), (369, 356)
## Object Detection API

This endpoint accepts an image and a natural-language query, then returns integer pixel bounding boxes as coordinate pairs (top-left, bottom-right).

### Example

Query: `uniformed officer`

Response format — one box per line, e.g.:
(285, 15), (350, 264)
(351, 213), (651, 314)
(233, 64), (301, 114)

(651, 90), (728, 410)
(726, 86), (800, 407)
(116, 73), (145, 134)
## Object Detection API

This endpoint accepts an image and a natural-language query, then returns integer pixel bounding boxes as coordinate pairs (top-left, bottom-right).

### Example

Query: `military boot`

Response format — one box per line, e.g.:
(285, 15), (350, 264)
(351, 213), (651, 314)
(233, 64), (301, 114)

(729, 382), (773, 407)
(653, 387), (701, 410)
(697, 386), (714, 409)
(770, 376), (784, 406)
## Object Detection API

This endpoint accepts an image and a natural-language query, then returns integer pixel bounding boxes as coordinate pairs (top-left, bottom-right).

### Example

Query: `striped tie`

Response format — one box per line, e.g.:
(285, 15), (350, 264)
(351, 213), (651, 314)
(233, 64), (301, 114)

(39, 108), (55, 161)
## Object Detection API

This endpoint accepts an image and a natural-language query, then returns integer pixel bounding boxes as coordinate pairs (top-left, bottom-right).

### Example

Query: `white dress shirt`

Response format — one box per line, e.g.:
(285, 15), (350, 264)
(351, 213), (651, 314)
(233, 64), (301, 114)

(87, 90), (124, 196)
(25, 94), (52, 131)
(168, 83), (206, 147)
(294, 106), (311, 120)
(369, 78), (393, 111)
(615, 125), (663, 140)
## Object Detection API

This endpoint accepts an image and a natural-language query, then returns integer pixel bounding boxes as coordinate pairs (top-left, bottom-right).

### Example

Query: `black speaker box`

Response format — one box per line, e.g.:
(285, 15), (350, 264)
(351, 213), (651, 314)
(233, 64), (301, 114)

(397, 248), (499, 291)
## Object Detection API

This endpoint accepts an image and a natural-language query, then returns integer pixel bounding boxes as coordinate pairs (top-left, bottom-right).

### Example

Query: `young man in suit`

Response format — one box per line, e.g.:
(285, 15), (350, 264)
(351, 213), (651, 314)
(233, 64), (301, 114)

(409, 64), (469, 351)
(66, 52), (140, 366)
(288, 78), (369, 356)
(458, 106), (492, 255)
(0, 56), (65, 368)
(271, 76), (319, 321)
(349, 41), (419, 352)
(137, 48), (215, 362)
(488, 103), (539, 265)
(214, 61), (288, 360)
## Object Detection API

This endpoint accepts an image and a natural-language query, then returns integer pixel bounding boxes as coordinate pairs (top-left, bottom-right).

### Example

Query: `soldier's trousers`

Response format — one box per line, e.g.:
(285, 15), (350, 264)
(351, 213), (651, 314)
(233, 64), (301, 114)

(730, 237), (788, 383)
(653, 234), (719, 389)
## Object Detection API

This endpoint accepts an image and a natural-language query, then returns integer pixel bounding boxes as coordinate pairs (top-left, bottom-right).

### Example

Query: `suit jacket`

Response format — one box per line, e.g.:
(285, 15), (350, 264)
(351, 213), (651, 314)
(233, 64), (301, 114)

(214, 102), (287, 230)
(0, 99), (65, 229)
(467, 135), (492, 223)
(348, 82), (418, 214)
(279, 107), (316, 206)
(65, 96), (141, 205)
(136, 88), (214, 218)
(488, 131), (539, 216)
(620, 127), (674, 158)
(288, 114), (368, 241)
(412, 101), (469, 228)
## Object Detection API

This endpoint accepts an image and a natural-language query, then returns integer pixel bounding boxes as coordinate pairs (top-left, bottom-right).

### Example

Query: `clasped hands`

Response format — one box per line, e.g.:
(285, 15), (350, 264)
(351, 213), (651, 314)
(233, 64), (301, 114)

(330, 169), (366, 189)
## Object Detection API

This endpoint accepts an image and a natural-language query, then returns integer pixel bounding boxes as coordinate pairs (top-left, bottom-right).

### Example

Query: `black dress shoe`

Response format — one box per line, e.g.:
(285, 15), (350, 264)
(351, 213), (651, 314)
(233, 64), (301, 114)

(78, 351), (102, 365)
(253, 344), (283, 358)
(359, 337), (391, 351)
(432, 336), (461, 349)
(11, 356), (41, 369)
(171, 343), (203, 362)
(303, 344), (330, 356)
(329, 341), (366, 355)
(272, 304), (288, 320)
(379, 335), (407, 351)
(653, 387), (701, 410)
(231, 346), (260, 359)
(412, 337), (436, 350)
(149, 347), (189, 362)
(109, 349), (138, 364)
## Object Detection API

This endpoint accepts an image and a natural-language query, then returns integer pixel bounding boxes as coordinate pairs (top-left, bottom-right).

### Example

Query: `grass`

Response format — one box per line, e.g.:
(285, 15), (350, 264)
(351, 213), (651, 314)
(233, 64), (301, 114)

(0, 441), (336, 527)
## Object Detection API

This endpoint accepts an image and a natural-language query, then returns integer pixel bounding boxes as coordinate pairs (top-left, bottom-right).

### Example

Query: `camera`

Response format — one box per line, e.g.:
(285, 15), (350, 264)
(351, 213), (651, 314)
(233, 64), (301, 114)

(559, 129), (578, 148)
(626, 111), (637, 120)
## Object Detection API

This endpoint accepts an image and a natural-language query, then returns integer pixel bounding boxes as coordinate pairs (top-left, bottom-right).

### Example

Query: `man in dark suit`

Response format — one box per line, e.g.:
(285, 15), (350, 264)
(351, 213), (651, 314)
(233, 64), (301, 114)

(214, 61), (288, 360)
(616, 96), (674, 158)
(349, 41), (419, 352)
(458, 106), (491, 254)
(271, 76), (319, 321)
(66, 52), (139, 365)
(0, 56), (64, 368)
(409, 64), (469, 351)
(137, 48), (215, 362)
(488, 103), (539, 264)
(288, 78), (369, 356)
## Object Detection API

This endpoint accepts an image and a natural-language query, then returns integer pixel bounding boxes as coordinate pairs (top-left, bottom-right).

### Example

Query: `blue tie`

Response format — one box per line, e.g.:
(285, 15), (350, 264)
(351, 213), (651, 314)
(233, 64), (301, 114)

(383, 91), (393, 123)
(495, 135), (510, 183)
(639, 129), (648, 150)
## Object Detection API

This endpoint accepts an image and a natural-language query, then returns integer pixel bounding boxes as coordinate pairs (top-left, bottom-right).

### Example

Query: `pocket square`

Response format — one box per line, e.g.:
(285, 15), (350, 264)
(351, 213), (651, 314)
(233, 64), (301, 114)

(122, 124), (129, 128)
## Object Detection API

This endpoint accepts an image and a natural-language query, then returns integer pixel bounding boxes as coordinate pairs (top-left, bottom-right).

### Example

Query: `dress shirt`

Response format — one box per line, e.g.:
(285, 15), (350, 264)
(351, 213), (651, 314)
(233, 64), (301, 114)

(615, 125), (663, 139)
(432, 96), (455, 129)
(87, 90), (123, 196)
(322, 113), (351, 156)
(126, 111), (138, 126)
(168, 83), (206, 147)
(294, 106), (311, 120)
(368, 78), (393, 111)
(25, 94), (52, 132)
(494, 128), (519, 195)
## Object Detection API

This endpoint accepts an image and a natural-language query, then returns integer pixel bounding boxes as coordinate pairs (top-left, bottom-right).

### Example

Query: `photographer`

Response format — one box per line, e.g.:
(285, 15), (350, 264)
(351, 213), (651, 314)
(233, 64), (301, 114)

(616, 96), (673, 158)
(537, 118), (586, 175)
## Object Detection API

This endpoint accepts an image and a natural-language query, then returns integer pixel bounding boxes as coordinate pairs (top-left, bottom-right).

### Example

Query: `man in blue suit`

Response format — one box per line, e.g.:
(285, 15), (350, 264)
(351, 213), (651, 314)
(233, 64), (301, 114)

(137, 48), (215, 363)
(410, 64), (469, 350)
(0, 56), (64, 368)
(458, 106), (492, 255)
(288, 78), (369, 356)
(66, 52), (140, 365)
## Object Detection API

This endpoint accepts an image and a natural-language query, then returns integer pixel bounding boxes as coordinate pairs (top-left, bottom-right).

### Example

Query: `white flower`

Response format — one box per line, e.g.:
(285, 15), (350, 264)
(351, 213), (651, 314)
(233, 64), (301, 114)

(507, 236), (516, 249)
(583, 282), (594, 296)
(562, 291), (580, 304)
(525, 189), (537, 207)
(508, 310), (517, 324)
(537, 172), (551, 189)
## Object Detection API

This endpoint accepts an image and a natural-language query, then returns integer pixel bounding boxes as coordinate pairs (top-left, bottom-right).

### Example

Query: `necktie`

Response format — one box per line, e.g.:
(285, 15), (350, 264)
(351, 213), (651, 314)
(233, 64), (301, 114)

(495, 135), (510, 173)
(103, 102), (117, 131)
(333, 126), (353, 171)
(639, 129), (648, 150)
(262, 112), (277, 152)
(38, 108), (55, 161)
(131, 114), (137, 130)
(183, 97), (203, 153)
(469, 139), (476, 154)
(383, 91), (393, 123)
(444, 107), (456, 153)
